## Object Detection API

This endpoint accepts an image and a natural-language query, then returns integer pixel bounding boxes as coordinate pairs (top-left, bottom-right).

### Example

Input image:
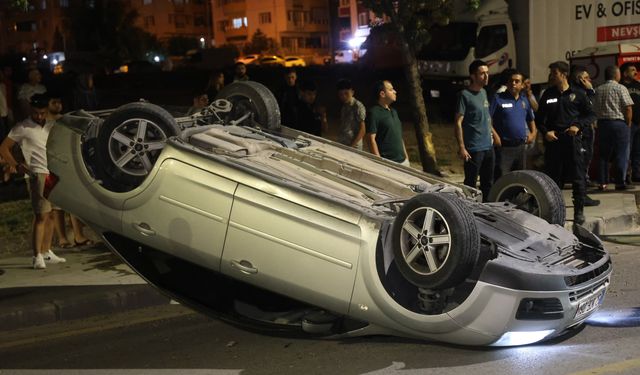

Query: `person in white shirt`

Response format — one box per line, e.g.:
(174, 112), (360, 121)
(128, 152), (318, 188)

(0, 93), (65, 269)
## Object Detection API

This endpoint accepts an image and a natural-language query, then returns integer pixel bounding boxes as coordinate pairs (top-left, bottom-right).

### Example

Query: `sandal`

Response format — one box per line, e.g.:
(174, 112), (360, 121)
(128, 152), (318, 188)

(74, 239), (95, 247)
(57, 242), (74, 249)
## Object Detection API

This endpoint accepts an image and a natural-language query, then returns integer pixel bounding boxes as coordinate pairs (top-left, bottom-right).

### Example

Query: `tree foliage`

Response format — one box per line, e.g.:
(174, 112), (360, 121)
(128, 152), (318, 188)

(243, 29), (276, 55)
(168, 36), (200, 56)
(8, 0), (29, 11)
(359, 0), (480, 174)
(64, 0), (162, 66)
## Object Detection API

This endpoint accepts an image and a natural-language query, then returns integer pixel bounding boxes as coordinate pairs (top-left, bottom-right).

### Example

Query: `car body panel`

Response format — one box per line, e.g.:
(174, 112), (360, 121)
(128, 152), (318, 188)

(236, 55), (260, 65)
(221, 184), (361, 314)
(122, 159), (237, 272)
(284, 56), (306, 67)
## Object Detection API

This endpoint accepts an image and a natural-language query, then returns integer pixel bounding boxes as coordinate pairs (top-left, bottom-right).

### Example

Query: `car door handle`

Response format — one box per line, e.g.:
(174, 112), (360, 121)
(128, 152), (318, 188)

(133, 222), (156, 236)
(230, 260), (258, 275)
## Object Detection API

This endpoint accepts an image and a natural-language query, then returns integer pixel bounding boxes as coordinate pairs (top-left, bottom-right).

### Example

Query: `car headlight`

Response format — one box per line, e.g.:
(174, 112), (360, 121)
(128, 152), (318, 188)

(492, 329), (555, 346)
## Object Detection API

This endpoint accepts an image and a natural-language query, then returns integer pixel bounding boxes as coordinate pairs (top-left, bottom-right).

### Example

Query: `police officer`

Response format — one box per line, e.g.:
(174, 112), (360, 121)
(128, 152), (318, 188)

(537, 61), (596, 226)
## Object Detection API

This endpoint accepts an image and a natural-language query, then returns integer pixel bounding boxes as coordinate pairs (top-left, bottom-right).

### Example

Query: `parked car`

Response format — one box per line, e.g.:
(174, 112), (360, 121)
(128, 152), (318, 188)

(46, 81), (611, 347)
(235, 54), (260, 65)
(114, 60), (161, 74)
(334, 49), (355, 64)
(258, 55), (285, 66)
(283, 56), (306, 67)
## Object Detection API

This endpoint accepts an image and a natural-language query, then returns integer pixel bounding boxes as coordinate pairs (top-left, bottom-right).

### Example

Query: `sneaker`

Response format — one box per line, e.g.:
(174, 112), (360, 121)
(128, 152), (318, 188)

(44, 250), (66, 264)
(584, 195), (600, 206)
(33, 254), (46, 269)
(615, 184), (630, 191)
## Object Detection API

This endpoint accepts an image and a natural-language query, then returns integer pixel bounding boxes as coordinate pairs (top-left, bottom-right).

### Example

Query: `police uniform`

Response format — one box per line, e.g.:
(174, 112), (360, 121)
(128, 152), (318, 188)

(537, 85), (596, 222)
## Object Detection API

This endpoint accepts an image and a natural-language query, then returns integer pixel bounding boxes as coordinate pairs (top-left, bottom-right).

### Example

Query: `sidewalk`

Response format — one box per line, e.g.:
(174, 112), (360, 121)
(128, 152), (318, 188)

(0, 246), (170, 332)
(0, 178), (638, 333)
(441, 172), (640, 235)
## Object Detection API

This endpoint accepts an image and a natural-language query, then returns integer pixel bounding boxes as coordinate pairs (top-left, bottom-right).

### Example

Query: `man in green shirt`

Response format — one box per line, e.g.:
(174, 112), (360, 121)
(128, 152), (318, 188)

(366, 80), (409, 166)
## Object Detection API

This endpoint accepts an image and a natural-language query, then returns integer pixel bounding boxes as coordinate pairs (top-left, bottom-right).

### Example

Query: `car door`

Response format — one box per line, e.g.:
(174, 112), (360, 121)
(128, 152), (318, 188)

(122, 159), (237, 272)
(221, 184), (362, 314)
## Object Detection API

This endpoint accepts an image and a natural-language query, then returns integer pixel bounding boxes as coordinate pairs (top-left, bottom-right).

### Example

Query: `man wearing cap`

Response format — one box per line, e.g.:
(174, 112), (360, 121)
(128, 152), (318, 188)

(0, 93), (66, 269)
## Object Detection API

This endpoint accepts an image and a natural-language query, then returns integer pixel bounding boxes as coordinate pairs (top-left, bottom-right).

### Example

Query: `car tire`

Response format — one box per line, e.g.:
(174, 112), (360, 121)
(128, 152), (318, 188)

(392, 193), (480, 290)
(95, 102), (180, 190)
(215, 81), (281, 129)
(488, 170), (565, 226)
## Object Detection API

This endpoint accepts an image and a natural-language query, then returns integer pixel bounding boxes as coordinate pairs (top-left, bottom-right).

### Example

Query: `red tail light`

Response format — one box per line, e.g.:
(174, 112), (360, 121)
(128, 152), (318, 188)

(43, 172), (59, 199)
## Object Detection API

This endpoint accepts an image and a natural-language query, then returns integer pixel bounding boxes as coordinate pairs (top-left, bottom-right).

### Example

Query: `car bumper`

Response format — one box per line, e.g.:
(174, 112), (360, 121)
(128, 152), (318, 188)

(445, 273), (610, 346)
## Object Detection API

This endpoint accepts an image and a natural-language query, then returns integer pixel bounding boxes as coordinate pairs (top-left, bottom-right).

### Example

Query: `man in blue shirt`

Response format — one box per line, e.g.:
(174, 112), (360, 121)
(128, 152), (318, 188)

(490, 71), (537, 180)
(455, 60), (501, 200)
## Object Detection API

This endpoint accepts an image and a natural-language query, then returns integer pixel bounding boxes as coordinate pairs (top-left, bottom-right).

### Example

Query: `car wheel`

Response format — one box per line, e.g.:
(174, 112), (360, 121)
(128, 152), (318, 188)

(215, 81), (281, 129)
(95, 102), (180, 190)
(392, 193), (480, 290)
(488, 170), (565, 225)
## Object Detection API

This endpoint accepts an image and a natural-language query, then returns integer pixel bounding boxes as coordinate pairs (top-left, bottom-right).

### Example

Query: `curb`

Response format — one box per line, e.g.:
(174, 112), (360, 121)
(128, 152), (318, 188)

(0, 284), (170, 332)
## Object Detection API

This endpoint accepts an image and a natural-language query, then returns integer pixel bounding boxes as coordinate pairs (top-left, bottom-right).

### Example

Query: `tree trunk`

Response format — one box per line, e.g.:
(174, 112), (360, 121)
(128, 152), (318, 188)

(399, 39), (441, 176)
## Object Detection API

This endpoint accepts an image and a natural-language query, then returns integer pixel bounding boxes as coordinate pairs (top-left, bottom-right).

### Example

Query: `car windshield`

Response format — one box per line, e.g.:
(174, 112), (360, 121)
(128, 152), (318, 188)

(286, 57), (297, 61)
(418, 22), (478, 61)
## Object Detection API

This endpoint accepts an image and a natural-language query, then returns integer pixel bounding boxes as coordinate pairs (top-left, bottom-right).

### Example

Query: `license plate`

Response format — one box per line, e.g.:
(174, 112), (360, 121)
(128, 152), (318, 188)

(575, 289), (605, 319)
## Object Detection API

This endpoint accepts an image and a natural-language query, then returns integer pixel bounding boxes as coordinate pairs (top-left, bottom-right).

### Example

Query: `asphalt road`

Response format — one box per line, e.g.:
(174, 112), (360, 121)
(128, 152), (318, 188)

(1, 241), (640, 375)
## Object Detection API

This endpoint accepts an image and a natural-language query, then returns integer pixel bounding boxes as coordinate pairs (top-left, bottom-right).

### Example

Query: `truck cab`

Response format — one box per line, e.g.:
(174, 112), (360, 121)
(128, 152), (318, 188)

(417, 0), (515, 98)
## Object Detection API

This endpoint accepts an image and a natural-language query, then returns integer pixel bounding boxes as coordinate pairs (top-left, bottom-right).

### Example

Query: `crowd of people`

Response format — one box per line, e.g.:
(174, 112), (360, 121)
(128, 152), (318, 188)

(1, 58), (639, 269)
(455, 59), (638, 225)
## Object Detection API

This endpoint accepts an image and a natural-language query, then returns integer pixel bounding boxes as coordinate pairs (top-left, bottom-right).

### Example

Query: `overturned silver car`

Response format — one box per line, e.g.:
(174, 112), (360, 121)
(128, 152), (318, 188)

(46, 81), (611, 346)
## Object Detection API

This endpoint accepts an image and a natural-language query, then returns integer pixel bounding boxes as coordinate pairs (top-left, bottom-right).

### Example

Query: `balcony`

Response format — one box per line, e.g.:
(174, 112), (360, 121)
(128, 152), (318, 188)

(219, 0), (246, 14)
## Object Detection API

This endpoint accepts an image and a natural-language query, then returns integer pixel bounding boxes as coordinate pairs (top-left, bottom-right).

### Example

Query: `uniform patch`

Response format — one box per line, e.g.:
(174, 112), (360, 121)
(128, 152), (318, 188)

(501, 103), (513, 108)
(569, 93), (576, 102)
(521, 101), (526, 109)
(546, 98), (558, 104)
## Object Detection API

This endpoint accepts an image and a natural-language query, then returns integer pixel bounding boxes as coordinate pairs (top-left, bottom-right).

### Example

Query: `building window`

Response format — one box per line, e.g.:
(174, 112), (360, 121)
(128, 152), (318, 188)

(144, 15), (155, 27)
(288, 10), (304, 26)
(259, 12), (271, 24)
(16, 21), (37, 32)
(310, 8), (327, 24)
(59, 0), (69, 7)
(40, 0), (47, 10)
(175, 14), (186, 28)
(305, 36), (321, 48)
(232, 17), (247, 29)
(357, 11), (369, 27)
(194, 15), (206, 26)
(143, 0), (152, 4)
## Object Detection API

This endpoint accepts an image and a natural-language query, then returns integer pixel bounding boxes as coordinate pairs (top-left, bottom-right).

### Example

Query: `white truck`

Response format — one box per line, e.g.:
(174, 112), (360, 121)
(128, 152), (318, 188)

(418, 0), (640, 95)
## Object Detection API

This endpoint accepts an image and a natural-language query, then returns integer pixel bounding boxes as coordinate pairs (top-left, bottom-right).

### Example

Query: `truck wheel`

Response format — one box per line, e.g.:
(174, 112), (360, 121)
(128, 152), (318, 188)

(95, 102), (180, 191)
(215, 81), (281, 129)
(392, 193), (480, 290)
(488, 170), (565, 225)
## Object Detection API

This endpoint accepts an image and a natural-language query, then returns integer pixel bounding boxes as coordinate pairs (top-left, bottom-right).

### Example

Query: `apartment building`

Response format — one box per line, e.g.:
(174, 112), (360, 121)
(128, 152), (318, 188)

(0, 0), (68, 55)
(336, 0), (371, 50)
(213, 0), (330, 56)
(136, 0), (211, 45)
(0, 0), (212, 56)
